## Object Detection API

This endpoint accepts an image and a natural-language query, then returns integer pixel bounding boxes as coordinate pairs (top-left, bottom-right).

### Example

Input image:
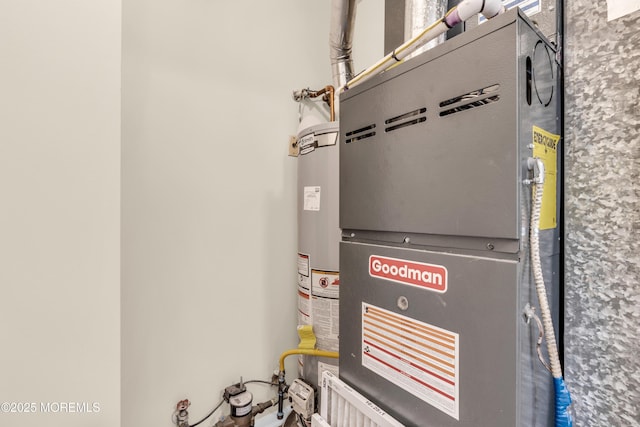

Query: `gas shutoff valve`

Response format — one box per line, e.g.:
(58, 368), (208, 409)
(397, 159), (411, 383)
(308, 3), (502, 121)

(288, 379), (315, 422)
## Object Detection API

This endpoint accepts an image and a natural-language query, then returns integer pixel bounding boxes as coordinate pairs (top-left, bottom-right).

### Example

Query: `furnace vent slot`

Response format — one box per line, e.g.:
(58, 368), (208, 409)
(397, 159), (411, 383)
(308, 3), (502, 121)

(385, 107), (427, 132)
(439, 84), (500, 117)
(345, 124), (376, 143)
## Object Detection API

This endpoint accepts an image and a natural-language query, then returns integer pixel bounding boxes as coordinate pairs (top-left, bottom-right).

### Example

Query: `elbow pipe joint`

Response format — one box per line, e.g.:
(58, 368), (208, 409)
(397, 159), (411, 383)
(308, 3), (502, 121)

(459, 0), (505, 20)
(445, 0), (505, 27)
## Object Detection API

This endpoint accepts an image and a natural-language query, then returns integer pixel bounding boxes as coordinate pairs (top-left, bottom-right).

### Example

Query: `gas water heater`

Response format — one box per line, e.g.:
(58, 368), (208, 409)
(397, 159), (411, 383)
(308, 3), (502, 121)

(339, 9), (560, 427)
(296, 118), (341, 391)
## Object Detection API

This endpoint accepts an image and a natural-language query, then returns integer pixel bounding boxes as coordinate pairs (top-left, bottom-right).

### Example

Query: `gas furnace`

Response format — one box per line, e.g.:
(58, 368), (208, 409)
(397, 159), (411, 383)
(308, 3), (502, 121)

(339, 8), (560, 427)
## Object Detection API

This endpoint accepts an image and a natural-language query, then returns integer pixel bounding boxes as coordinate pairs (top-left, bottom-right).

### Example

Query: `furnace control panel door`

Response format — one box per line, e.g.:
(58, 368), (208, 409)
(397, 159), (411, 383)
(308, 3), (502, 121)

(340, 242), (521, 427)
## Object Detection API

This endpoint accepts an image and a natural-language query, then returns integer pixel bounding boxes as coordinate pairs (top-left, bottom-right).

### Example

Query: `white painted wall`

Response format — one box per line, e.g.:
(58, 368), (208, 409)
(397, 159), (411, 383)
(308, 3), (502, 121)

(121, 1), (382, 426)
(0, 1), (121, 427)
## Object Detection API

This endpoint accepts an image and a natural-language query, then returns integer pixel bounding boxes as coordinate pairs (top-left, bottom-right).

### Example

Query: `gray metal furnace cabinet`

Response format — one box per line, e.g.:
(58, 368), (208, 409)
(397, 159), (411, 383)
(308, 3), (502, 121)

(339, 9), (560, 427)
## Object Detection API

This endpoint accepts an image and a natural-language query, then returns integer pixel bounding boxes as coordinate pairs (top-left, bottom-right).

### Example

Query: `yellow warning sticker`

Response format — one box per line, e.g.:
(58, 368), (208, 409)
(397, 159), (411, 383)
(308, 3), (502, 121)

(532, 126), (560, 230)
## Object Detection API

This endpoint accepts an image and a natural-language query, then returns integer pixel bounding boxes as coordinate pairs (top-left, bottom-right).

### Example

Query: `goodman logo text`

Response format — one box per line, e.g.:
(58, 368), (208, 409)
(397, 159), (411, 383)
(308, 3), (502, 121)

(369, 255), (448, 293)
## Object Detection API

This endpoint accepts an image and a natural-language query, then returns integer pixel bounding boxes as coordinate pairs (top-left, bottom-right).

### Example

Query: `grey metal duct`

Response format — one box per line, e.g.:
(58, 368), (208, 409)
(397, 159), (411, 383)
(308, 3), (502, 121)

(330, 0), (358, 87)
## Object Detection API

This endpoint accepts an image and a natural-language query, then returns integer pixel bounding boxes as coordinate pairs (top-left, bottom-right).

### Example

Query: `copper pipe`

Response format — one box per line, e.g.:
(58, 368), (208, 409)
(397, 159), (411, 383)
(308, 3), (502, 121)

(307, 85), (336, 122)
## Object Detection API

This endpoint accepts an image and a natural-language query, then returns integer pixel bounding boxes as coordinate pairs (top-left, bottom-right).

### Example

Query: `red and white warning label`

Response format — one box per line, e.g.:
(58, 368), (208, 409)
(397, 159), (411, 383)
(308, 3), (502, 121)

(309, 269), (339, 351)
(297, 265), (340, 353)
(361, 303), (459, 420)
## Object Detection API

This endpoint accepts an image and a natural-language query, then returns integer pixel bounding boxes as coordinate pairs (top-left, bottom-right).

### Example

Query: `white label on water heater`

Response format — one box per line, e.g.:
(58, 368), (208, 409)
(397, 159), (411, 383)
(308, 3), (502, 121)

(303, 186), (321, 211)
(298, 253), (310, 278)
(310, 269), (340, 352)
(297, 285), (311, 325)
(361, 303), (460, 420)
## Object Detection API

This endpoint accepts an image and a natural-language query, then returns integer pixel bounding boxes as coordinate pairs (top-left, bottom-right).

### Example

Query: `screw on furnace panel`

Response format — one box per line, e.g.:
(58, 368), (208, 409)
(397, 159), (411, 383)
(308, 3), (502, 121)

(403, 237), (410, 243)
(487, 243), (495, 250)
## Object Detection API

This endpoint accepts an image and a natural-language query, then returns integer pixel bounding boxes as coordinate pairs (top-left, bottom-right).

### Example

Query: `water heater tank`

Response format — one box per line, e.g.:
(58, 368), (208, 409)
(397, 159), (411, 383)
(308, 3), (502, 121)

(296, 118), (340, 392)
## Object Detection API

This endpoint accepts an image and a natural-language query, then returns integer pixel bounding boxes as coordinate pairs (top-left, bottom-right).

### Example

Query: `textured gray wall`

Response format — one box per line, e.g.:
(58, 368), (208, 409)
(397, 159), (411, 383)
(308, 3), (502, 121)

(564, 1), (640, 426)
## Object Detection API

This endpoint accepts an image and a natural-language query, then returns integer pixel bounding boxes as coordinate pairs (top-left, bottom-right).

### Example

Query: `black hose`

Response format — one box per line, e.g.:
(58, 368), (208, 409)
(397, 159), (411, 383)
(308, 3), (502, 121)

(188, 399), (224, 427)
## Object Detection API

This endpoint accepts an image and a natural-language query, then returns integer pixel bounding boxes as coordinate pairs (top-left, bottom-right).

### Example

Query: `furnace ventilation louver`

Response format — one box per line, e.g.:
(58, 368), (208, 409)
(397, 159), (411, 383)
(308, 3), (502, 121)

(345, 124), (376, 143)
(385, 107), (427, 132)
(439, 84), (500, 117)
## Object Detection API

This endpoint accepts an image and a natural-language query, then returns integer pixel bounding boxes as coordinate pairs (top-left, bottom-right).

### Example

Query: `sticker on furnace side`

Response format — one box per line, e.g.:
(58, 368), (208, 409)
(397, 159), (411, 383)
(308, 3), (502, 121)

(369, 255), (447, 293)
(362, 303), (460, 420)
(532, 125), (560, 230)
